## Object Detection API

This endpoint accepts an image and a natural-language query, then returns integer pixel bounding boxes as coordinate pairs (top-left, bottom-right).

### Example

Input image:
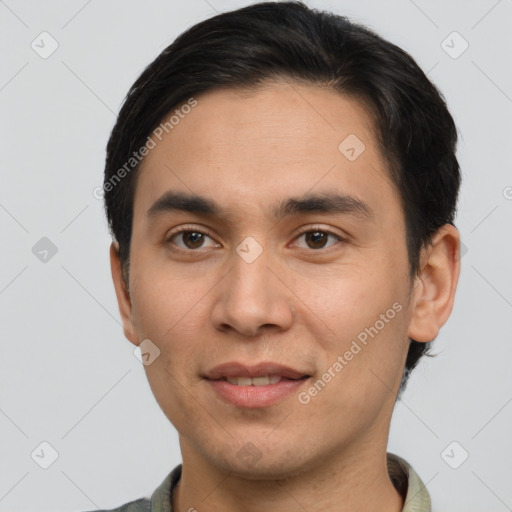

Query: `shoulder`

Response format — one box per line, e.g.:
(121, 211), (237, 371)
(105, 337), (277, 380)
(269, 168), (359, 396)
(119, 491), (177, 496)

(84, 497), (151, 512)
(81, 464), (181, 512)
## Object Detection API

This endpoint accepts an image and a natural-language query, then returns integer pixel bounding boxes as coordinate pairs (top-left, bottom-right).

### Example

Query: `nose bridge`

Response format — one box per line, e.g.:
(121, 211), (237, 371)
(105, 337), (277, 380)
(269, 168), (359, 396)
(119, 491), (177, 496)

(211, 235), (293, 335)
(232, 237), (272, 296)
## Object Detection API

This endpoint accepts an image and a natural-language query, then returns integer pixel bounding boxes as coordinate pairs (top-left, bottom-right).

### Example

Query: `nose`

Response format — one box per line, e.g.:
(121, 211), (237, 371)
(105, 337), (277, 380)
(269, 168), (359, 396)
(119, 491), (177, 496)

(210, 242), (294, 337)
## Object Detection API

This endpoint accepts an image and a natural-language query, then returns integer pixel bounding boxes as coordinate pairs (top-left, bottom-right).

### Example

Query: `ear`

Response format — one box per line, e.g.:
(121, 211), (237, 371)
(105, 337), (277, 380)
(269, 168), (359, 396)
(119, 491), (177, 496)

(407, 224), (461, 342)
(110, 242), (139, 346)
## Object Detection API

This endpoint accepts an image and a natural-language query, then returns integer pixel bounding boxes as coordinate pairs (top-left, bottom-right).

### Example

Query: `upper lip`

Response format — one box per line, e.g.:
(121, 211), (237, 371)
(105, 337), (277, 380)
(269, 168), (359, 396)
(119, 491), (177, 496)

(204, 362), (309, 380)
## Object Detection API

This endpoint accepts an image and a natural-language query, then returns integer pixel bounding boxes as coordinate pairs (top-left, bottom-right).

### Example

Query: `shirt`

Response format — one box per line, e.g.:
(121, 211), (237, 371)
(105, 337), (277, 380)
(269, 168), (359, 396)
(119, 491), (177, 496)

(89, 452), (431, 512)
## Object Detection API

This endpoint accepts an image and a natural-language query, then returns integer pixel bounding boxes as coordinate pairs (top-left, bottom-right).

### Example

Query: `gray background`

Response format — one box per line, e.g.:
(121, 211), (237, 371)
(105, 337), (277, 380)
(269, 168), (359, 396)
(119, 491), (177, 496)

(1, 0), (511, 510)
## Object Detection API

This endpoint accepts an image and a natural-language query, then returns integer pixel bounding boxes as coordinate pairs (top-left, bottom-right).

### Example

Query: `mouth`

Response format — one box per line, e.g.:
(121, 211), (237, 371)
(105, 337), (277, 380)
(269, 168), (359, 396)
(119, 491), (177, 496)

(204, 361), (310, 381)
(204, 361), (311, 408)
(213, 375), (310, 386)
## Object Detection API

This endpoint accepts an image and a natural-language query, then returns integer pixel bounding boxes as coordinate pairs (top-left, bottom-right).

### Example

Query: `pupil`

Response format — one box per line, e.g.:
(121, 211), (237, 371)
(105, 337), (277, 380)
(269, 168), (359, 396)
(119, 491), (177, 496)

(306, 231), (327, 249)
(185, 232), (204, 248)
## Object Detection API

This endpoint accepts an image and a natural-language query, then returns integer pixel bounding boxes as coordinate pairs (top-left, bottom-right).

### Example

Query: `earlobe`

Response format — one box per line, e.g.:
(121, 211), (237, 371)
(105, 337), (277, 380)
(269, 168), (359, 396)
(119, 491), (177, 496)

(407, 224), (461, 343)
(109, 242), (139, 345)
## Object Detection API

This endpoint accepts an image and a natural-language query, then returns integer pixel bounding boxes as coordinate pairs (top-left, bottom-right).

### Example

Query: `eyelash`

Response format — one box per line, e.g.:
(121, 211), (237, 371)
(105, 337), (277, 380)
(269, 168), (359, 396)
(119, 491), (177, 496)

(165, 224), (347, 252)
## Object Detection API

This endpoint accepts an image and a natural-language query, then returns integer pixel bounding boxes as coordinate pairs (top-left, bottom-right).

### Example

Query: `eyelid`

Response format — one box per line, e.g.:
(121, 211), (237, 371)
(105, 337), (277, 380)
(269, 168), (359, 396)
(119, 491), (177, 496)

(292, 224), (348, 243)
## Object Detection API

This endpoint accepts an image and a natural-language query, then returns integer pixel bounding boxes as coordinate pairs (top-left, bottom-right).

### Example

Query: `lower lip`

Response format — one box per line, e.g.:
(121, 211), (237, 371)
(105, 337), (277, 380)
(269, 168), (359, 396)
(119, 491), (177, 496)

(207, 378), (309, 408)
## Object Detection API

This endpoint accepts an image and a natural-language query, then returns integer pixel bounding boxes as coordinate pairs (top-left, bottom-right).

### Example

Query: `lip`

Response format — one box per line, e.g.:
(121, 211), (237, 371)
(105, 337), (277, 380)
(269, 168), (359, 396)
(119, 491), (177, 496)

(207, 376), (310, 408)
(204, 361), (308, 380)
(204, 361), (310, 409)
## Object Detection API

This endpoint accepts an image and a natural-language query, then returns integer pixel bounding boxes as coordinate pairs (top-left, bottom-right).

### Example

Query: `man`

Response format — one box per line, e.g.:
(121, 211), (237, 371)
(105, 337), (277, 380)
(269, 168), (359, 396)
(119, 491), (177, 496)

(97, 1), (461, 510)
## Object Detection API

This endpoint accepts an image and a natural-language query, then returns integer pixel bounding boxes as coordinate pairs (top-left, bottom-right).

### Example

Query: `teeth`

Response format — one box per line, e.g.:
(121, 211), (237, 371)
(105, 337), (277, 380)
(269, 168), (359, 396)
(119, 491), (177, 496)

(226, 375), (282, 386)
(226, 376), (251, 386)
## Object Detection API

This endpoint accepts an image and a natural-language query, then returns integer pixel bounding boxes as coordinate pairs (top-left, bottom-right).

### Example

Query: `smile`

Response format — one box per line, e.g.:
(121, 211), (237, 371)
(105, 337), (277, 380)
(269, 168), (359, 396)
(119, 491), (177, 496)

(207, 375), (310, 408)
(224, 375), (286, 386)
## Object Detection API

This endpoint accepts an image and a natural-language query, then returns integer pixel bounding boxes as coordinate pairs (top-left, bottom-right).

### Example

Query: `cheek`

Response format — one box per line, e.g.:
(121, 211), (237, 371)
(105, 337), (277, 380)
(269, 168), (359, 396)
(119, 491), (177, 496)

(129, 257), (208, 338)
(297, 260), (411, 390)
(129, 257), (218, 375)
(313, 306), (409, 431)
(143, 356), (210, 436)
(131, 273), (207, 426)
(291, 260), (401, 337)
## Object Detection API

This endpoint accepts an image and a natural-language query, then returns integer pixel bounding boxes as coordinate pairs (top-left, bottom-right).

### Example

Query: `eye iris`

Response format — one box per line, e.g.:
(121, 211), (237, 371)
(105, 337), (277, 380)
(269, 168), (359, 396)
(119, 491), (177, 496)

(184, 232), (204, 249)
(306, 231), (328, 249)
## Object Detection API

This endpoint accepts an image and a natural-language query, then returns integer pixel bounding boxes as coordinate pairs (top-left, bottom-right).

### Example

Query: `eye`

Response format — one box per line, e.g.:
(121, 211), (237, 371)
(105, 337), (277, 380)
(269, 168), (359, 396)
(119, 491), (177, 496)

(293, 227), (345, 250)
(165, 225), (345, 252)
(166, 227), (219, 250)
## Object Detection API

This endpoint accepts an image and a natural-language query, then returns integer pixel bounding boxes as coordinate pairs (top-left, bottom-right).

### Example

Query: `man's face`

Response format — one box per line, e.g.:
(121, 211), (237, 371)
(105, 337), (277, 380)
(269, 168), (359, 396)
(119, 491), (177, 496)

(119, 81), (417, 478)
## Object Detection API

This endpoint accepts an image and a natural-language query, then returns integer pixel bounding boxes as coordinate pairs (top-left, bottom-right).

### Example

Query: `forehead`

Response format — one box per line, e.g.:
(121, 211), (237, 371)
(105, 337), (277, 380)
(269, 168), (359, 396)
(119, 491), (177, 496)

(134, 80), (397, 219)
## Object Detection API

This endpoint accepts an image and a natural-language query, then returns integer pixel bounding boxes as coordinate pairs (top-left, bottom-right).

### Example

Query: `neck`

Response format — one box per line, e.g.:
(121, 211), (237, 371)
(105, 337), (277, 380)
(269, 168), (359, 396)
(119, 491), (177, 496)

(172, 438), (404, 512)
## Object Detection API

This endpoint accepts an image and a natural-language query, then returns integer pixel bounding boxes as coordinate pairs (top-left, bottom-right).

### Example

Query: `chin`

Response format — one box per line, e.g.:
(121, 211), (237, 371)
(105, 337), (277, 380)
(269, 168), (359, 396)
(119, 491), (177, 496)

(205, 442), (316, 481)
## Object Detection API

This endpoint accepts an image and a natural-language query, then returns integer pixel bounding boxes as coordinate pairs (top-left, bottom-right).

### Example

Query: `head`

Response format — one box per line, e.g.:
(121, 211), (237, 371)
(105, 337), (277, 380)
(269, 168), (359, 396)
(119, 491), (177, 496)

(105, 1), (460, 477)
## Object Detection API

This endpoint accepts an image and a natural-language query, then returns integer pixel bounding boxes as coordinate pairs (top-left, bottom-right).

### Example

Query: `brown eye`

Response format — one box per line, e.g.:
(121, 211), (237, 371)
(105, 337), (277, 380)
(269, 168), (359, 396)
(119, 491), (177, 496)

(167, 228), (219, 251)
(294, 229), (343, 250)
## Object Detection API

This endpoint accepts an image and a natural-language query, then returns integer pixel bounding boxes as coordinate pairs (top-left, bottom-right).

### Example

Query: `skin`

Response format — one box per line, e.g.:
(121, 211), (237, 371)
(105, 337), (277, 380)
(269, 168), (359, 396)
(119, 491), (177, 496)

(110, 80), (460, 512)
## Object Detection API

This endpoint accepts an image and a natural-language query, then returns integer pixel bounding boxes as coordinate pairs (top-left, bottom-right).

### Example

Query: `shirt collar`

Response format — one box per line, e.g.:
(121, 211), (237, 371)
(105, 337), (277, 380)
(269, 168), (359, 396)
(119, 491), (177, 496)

(388, 453), (432, 511)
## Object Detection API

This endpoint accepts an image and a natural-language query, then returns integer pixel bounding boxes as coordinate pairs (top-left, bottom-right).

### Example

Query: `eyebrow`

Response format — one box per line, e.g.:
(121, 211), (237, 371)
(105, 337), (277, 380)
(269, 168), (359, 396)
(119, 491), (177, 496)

(146, 191), (373, 221)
